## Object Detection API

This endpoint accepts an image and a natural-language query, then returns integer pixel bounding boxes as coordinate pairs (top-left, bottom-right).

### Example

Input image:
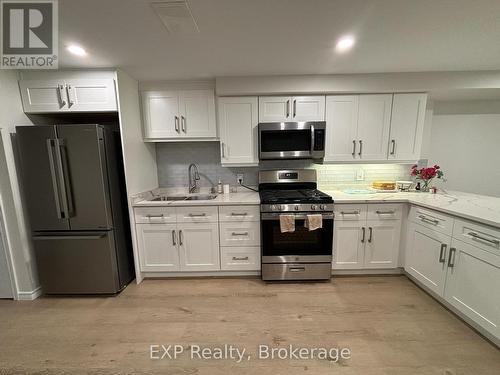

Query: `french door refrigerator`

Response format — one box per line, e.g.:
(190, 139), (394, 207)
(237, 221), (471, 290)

(16, 124), (134, 294)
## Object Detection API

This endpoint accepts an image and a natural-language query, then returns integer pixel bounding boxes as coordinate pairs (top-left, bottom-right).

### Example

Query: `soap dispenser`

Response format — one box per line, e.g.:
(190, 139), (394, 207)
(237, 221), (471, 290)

(217, 179), (223, 194)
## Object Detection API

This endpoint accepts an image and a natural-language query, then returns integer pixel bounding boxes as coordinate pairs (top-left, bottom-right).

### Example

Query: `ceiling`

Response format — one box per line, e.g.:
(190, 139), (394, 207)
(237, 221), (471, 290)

(59, 0), (500, 81)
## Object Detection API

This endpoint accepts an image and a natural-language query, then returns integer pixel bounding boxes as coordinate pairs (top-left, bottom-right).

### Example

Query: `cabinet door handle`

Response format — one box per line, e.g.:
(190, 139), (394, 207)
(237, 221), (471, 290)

(57, 84), (67, 107)
(232, 256), (249, 261)
(293, 99), (297, 117)
(390, 139), (396, 155)
(376, 210), (395, 215)
(358, 140), (363, 156)
(174, 116), (180, 132)
(66, 84), (75, 107)
(361, 227), (366, 243)
(179, 230), (183, 246)
(439, 244), (447, 263)
(181, 115), (186, 133)
(188, 213), (207, 217)
(146, 214), (164, 218)
(468, 232), (500, 246)
(172, 230), (176, 246)
(286, 99), (290, 118)
(447, 247), (456, 268)
(351, 140), (356, 157)
(289, 267), (306, 272)
(368, 227), (373, 243)
(231, 232), (248, 236)
(418, 215), (439, 225)
(221, 142), (225, 158)
(341, 210), (359, 215)
(231, 212), (248, 216)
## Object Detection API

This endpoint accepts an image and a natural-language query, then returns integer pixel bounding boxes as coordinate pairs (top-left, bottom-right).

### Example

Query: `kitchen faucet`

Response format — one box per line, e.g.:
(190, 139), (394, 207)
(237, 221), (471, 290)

(188, 163), (200, 193)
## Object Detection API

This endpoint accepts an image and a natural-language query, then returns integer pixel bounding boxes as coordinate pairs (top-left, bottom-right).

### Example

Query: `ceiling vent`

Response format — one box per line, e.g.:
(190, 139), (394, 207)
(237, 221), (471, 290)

(151, 1), (199, 34)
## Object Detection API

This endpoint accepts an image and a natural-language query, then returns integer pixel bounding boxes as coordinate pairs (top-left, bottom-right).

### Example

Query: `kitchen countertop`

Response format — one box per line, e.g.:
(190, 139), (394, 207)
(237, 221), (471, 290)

(132, 187), (500, 229)
(325, 190), (500, 229)
(132, 190), (260, 207)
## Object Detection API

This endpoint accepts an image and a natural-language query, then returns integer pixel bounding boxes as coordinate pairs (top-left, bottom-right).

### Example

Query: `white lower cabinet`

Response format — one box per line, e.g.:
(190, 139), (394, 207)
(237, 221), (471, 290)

(135, 204), (261, 274)
(405, 221), (450, 295)
(179, 223), (220, 271)
(405, 205), (500, 341)
(333, 204), (402, 270)
(221, 247), (260, 271)
(136, 223), (180, 272)
(444, 239), (500, 337)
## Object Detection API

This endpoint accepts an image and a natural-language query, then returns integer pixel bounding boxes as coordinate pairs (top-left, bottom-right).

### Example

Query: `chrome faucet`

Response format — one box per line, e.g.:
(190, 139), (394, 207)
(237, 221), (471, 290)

(188, 163), (200, 193)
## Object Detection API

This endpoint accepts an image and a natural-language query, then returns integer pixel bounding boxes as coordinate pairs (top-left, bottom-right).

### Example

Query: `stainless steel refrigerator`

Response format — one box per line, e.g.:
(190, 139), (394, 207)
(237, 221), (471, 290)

(16, 124), (134, 295)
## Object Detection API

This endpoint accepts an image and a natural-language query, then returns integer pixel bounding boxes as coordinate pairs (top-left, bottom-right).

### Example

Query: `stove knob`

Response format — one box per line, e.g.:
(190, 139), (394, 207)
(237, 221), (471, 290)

(320, 204), (326, 210)
(294, 205), (299, 211)
(311, 205), (317, 210)
(280, 205), (286, 211)
(271, 205), (277, 211)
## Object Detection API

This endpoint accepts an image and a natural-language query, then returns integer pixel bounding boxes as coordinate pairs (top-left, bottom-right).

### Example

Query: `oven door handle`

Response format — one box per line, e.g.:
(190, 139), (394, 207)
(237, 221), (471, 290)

(261, 213), (334, 220)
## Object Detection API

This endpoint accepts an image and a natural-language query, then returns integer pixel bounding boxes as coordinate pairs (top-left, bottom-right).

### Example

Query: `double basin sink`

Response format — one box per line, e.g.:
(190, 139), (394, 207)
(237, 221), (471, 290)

(150, 194), (218, 202)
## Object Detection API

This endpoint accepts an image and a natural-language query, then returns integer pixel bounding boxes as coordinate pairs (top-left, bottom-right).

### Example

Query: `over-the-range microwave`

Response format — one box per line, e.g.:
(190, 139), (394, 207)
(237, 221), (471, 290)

(258, 121), (326, 160)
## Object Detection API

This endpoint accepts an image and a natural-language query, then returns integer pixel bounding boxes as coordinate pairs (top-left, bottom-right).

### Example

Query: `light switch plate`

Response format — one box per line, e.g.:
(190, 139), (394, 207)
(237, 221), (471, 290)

(356, 169), (364, 181)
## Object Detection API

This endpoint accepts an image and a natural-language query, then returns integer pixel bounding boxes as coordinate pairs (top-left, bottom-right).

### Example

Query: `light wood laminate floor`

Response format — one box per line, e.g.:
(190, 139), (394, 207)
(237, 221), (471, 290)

(0, 276), (499, 374)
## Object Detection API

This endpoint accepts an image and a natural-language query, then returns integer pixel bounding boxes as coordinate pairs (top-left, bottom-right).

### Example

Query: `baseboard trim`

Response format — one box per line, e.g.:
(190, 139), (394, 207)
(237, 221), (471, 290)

(142, 271), (261, 279)
(332, 268), (404, 276)
(16, 286), (42, 300)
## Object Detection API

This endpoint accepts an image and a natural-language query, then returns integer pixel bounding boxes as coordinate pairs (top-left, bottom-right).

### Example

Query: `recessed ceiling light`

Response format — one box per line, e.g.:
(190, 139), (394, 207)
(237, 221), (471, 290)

(67, 45), (87, 56)
(335, 35), (355, 53)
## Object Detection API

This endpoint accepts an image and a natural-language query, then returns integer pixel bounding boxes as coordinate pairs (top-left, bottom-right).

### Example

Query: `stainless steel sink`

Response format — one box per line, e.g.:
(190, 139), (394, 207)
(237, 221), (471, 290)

(186, 194), (218, 200)
(149, 194), (217, 201)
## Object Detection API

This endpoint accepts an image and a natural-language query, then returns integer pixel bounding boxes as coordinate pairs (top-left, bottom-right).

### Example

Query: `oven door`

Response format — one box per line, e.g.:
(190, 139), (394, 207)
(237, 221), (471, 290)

(261, 212), (333, 263)
(259, 122), (313, 160)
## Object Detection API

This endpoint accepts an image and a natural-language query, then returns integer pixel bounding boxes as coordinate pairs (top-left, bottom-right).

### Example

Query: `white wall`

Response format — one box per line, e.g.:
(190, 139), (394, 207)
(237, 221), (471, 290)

(0, 70), (39, 299)
(427, 100), (500, 197)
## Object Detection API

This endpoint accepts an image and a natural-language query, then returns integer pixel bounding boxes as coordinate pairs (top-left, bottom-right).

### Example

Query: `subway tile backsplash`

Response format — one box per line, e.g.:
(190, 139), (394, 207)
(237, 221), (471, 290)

(156, 142), (412, 189)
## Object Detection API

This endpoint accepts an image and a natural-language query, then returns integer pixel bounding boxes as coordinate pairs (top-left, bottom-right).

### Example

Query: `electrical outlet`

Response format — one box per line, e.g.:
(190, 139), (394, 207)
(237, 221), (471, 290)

(356, 169), (365, 181)
(236, 174), (244, 184)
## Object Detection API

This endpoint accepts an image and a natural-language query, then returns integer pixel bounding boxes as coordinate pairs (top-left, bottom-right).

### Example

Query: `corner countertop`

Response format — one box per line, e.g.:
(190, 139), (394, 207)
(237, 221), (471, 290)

(325, 190), (500, 229)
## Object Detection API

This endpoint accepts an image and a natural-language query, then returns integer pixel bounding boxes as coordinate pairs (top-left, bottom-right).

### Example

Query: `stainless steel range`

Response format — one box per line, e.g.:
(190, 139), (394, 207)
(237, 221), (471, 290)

(259, 169), (334, 281)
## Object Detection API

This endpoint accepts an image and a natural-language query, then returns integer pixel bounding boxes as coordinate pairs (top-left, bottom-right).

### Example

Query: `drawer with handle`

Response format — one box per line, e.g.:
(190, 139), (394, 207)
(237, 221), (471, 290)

(334, 204), (367, 221)
(134, 207), (176, 224)
(367, 203), (403, 221)
(452, 218), (500, 256)
(220, 222), (260, 246)
(221, 247), (260, 271)
(409, 205), (454, 236)
(219, 205), (260, 222)
(176, 206), (218, 223)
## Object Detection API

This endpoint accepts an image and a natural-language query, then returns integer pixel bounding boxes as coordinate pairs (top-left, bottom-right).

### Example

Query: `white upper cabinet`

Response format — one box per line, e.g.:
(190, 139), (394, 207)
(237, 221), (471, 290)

(218, 96), (259, 166)
(325, 94), (392, 161)
(356, 94), (393, 160)
(178, 90), (216, 138)
(259, 96), (291, 122)
(19, 78), (117, 113)
(141, 89), (216, 141)
(291, 96), (325, 121)
(142, 91), (180, 139)
(324, 95), (359, 162)
(259, 96), (325, 122)
(388, 93), (427, 161)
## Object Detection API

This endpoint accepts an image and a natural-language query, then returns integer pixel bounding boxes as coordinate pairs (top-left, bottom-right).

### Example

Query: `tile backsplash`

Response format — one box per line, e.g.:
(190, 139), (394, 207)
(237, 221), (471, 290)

(156, 142), (412, 189)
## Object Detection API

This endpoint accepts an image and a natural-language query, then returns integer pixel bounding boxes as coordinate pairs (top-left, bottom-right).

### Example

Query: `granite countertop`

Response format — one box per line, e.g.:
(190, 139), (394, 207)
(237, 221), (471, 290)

(325, 190), (500, 229)
(132, 188), (260, 207)
(132, 187), (500, 229)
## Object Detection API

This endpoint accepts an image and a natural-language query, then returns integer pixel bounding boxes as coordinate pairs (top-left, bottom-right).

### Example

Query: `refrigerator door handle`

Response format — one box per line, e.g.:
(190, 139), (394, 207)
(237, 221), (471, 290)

(54, 138), (73, 218)
(46, 139), (64, 219)
(33, 233), (107, 240)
